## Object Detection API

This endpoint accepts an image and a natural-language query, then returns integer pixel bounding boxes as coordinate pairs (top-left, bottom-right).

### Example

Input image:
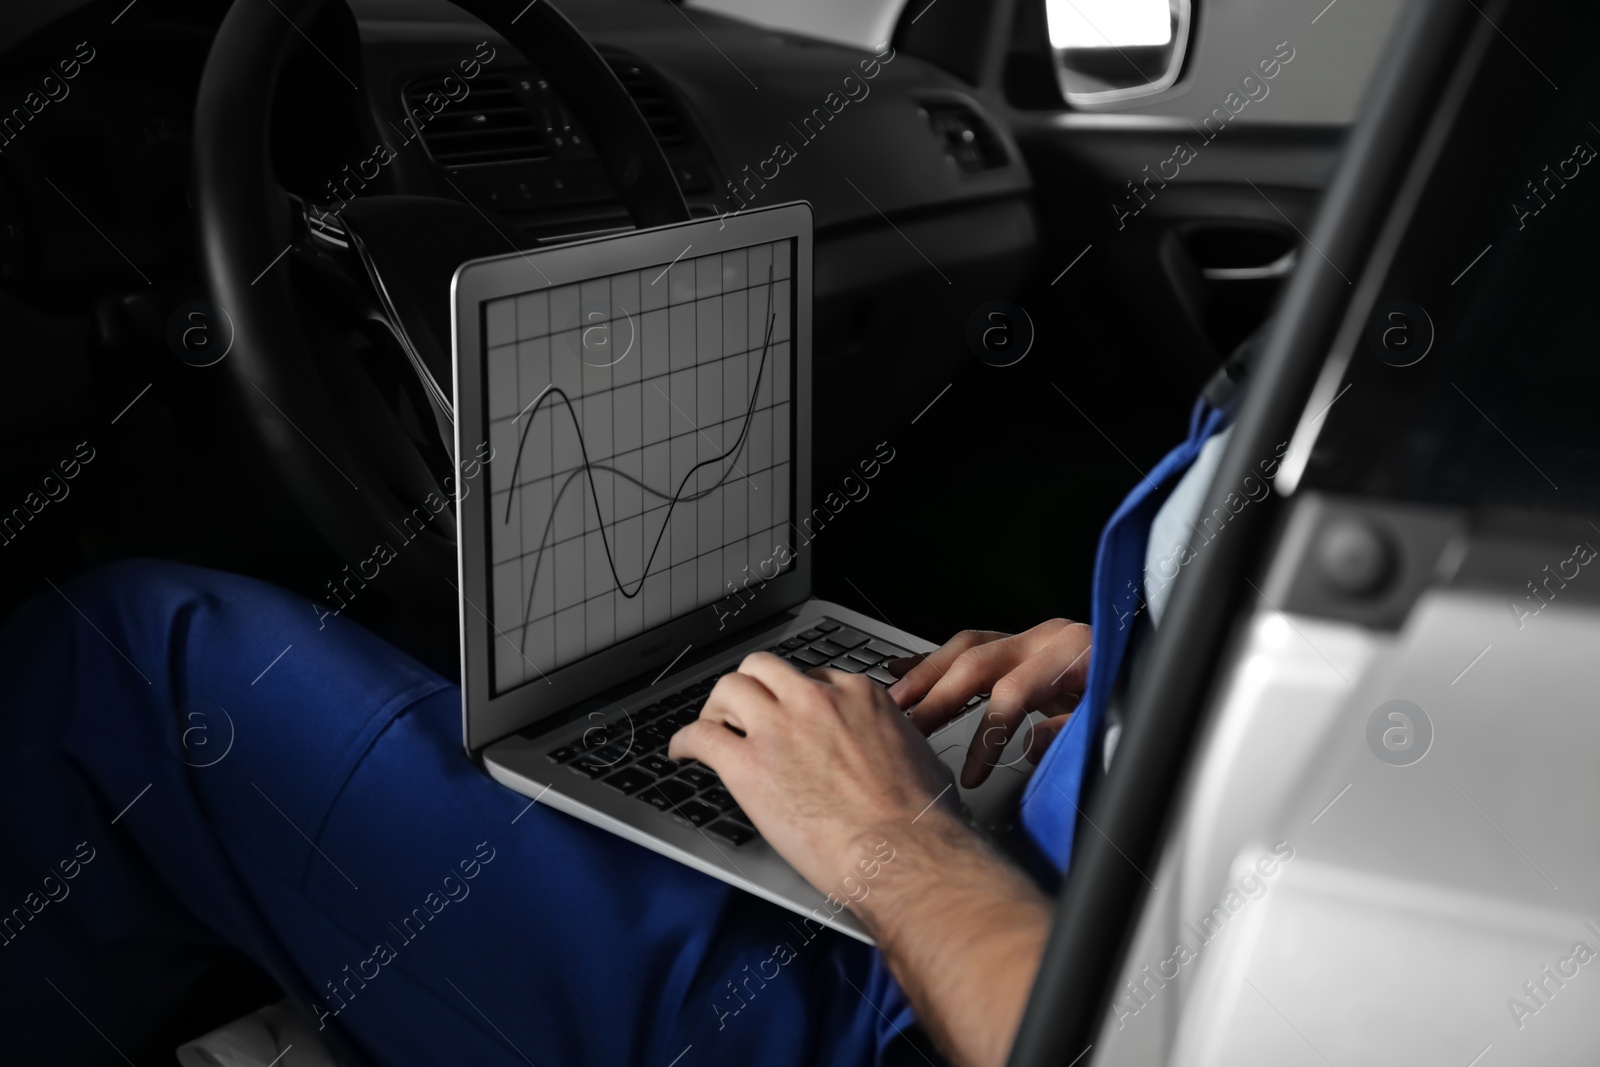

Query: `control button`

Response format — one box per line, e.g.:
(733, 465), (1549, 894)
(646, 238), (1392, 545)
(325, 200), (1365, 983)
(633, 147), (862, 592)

(1316, 518), (1394, 596)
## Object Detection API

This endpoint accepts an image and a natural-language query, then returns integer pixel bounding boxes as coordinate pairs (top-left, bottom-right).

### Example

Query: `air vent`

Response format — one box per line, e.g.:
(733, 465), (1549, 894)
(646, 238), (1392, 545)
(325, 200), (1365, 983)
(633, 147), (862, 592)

(402, 75), (549, 167)
(602, 54), (690, 147)
(919, 101), (1008, 173)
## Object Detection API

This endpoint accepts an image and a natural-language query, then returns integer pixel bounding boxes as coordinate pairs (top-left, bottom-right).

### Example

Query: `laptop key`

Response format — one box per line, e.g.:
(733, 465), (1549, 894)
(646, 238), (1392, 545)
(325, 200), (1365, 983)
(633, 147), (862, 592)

(698, 786), (737, 812)
(864, 639), (909, 660)
(663, 708), (700, 730)
(814, 620), (841, 633)
(634, 703), (670, 722)
(572, 755), (622, 778)
(826, 626), (870, 649)
(661, 692), (687, 708)
(637, 723), (674, 750)
(676, 800), (721, 827)
(780, 636), (808, 650)
(790, 647), (827, 666)
(847, 648), (885, 666)
(810, 639), (846, 658)
(707, 820), (757, 846)
(639, 779), (696, 811)
(603, 767), (655, 795)
(798, 628), (824, 642)
(866, 665), (898, 686)
(636, 753), (680, 777)
(546, 743), (583, 764)
(675, 765), (718, 790)
(828, 656), (868, 674)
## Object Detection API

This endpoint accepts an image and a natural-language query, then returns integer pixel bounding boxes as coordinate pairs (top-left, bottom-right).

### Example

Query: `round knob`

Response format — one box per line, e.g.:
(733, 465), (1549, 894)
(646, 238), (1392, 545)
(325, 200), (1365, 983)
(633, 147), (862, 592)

(1315, 518), (1394, 596)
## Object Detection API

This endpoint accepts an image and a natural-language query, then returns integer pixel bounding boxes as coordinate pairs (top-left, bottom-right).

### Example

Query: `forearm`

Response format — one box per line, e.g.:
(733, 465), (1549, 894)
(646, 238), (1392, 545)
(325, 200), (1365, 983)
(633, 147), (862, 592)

(849, 812), (1052, 1067)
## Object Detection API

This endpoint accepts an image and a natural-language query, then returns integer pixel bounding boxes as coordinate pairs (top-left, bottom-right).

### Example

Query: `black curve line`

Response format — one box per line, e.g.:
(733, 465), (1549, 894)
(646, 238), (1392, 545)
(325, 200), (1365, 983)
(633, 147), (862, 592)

(500, 271), (781, 648)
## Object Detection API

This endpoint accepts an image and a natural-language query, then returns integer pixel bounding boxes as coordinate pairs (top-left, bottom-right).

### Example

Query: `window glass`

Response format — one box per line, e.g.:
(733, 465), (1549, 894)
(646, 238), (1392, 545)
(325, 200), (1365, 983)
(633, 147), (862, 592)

(1306, 6), (1600, 517)
(686, 0), (901, 51)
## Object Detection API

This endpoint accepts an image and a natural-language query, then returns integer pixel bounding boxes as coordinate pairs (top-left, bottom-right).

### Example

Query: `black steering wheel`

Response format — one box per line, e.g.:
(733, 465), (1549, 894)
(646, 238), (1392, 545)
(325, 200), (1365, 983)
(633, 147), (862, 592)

(193, 0), (689, 669)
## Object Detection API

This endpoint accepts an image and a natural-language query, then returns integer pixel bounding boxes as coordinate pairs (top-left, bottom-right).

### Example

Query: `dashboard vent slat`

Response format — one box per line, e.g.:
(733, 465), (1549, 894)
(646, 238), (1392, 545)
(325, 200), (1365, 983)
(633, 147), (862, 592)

(602, 55), (691, 147)
(402, 75), (550, 167)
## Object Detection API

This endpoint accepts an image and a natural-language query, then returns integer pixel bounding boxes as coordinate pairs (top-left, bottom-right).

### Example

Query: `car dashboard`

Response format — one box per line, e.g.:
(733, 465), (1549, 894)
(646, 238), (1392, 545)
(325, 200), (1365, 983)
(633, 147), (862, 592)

(0, 0), (1038, 626)
(0, 0), (1035, 306)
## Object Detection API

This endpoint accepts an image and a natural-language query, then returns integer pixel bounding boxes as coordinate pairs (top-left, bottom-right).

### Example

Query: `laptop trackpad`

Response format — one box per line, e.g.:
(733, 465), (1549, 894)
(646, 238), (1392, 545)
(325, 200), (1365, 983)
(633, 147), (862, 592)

(934, 712), (1035, 834)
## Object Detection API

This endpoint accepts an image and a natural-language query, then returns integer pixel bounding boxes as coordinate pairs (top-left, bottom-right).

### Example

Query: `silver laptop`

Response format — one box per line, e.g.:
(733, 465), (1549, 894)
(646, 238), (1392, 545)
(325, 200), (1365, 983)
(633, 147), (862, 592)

(450, 202), (1035, 943)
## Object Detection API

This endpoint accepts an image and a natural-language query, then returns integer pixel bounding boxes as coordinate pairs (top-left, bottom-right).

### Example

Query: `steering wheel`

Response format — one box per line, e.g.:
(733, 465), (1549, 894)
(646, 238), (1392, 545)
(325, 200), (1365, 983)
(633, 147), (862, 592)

(193, 0), (689, 669)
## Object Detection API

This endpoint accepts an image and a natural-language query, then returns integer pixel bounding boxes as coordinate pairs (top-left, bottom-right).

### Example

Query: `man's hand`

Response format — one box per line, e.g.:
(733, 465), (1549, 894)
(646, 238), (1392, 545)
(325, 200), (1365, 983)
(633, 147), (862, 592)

(667, 652), (1052, 1067)
(667, 652), (956, 893)
(885, 619), (1092, 788)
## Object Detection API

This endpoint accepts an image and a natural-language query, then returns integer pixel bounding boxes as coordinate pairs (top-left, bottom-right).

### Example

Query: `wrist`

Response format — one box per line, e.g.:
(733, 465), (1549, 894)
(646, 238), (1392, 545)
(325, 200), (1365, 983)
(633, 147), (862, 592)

(845, 808), (1027, 940)
(845, 810), (1051, 1067)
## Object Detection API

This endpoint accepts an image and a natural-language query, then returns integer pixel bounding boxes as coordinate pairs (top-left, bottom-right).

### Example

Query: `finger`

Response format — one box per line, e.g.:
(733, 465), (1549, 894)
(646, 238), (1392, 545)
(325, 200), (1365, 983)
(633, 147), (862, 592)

(882, 653), (925, 679)
(1025, 714), (1072, 764)
(808, 668), (888, 724)
(806, 666), (854, 687)
(732, 650), (814, 704)
(910, 621), (1075, 736)
(888, 629), (1005, 711)
(699, 670), (779, 735)
(961, 623), (1091, 787)
(668, 717), (744, 769)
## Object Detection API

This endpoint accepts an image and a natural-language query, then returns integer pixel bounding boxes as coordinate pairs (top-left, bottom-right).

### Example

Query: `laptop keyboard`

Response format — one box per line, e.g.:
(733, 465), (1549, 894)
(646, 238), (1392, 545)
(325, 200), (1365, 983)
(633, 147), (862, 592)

(542, 617), (981, 847)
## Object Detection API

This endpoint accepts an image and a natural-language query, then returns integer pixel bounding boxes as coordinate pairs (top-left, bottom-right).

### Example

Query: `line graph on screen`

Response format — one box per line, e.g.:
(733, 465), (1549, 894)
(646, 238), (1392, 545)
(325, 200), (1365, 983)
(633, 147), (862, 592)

(485, 245), (793, 683)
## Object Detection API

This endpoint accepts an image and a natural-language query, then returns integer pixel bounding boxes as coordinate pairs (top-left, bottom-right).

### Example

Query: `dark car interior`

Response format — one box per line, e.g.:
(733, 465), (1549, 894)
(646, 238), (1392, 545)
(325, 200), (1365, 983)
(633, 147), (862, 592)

(0, 0), (1385, 655)
(0, 0), (1407, 1057)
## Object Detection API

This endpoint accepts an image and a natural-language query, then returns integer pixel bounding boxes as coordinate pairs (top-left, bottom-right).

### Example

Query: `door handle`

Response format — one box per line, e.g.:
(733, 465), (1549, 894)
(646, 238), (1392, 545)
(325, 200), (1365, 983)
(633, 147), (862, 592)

(1200, 249), (1298, 281)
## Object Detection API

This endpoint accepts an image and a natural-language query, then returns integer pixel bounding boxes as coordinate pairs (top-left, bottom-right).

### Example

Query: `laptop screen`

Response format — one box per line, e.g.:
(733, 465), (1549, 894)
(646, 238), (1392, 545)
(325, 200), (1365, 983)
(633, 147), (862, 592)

(480, 238), (798, 697)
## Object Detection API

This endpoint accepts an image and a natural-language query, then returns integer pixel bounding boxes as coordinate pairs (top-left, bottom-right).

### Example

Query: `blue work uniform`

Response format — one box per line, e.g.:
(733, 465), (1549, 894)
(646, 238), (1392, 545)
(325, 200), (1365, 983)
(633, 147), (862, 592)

(0, 398), (1230, 1066)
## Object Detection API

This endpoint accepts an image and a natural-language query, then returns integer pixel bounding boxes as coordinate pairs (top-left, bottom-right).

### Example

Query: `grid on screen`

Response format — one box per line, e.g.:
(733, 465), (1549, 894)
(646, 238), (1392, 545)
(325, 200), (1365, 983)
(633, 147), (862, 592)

(482, 239), (795, 693)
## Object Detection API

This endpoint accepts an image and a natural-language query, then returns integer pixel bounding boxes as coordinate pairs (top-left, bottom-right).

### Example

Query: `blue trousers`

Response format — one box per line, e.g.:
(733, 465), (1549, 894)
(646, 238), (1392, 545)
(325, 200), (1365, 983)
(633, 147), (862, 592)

(0, 560), (919, 1066)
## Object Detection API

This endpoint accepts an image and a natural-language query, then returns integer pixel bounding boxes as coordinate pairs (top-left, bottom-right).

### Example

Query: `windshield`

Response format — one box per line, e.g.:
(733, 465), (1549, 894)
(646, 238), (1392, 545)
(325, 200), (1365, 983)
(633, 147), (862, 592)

(687, 0), (903, 50)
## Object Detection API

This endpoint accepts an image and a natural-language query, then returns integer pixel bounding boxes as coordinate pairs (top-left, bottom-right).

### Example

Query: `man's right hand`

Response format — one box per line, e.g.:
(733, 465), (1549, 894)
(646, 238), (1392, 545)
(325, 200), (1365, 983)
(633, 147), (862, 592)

(886, 619), (1092, 788)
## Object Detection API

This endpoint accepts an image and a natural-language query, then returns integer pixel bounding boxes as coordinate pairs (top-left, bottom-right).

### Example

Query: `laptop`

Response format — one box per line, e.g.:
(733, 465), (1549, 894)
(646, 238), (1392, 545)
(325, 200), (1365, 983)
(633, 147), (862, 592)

(451, 202), (1036, 943)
